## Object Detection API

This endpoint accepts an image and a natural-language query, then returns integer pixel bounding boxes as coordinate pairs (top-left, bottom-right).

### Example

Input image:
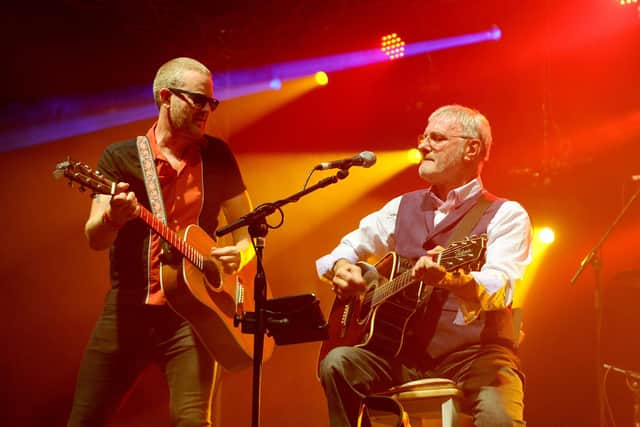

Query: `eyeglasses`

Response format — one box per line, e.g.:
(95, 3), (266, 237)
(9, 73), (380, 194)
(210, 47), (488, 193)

(168, 87), (220, 111)
(417, 131), (476, 146)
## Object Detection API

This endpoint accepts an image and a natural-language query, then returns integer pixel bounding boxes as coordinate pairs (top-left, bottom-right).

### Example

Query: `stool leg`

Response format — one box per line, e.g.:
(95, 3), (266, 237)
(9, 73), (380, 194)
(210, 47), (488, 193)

(357, 404), (366, 427)
(401, 410), (412, 427)
(360, 396), (408, 427)
(441, 397), (460, 427)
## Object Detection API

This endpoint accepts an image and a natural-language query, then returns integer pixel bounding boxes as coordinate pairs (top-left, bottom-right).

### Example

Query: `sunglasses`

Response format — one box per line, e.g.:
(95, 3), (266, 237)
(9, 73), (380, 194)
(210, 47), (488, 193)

(168, 87), (220, 111)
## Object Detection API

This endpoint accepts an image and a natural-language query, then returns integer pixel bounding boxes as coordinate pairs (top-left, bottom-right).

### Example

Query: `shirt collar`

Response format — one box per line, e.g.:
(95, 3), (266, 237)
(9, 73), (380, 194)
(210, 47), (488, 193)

(146, 122), (164, 161)
(145, 121), (201, 165)
(429, 177), (484, 213)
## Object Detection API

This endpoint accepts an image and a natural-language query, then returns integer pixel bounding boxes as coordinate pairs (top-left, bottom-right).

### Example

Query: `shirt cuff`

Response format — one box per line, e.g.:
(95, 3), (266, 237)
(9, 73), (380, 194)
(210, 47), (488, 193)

(452, 279), (509, 325)
(316, 246), (359, 279)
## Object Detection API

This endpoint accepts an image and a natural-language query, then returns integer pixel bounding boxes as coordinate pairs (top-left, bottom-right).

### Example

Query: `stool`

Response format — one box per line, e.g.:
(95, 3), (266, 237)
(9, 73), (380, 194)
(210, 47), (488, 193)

(358, 378), (474, 427)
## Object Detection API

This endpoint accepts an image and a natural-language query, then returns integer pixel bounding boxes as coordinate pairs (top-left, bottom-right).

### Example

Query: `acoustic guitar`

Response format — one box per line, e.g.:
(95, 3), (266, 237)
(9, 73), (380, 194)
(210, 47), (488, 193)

(318, 235), (487, 368)
(54, 159), (274, 372)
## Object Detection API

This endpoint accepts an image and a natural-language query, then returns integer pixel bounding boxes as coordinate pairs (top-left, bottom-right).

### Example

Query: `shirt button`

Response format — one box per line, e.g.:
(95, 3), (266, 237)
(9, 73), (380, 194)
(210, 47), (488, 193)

(176, 195), (181, 200)
(173, 219), (179, 224)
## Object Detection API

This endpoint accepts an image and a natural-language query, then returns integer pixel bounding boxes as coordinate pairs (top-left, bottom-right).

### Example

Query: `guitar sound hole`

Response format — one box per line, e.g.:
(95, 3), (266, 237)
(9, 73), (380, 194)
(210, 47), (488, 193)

(203, 259), (222, 291)
(356, 288), (374, 324)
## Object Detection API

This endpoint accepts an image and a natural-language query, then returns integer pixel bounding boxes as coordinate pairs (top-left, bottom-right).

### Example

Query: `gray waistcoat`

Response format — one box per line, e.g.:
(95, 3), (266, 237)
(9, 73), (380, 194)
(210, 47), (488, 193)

(395, 189), (516, 360)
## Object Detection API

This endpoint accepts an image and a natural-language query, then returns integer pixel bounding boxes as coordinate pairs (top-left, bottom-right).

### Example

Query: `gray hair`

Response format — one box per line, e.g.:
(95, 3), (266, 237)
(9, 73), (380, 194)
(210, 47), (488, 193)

(152, 57), (211, 107)
(429, 104), (493, 162)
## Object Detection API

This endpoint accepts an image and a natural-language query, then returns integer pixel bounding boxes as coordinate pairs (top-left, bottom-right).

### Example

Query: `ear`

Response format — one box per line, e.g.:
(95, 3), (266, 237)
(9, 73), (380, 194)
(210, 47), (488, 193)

(464, 139), (483, 161)
(158, 88), (172, 108)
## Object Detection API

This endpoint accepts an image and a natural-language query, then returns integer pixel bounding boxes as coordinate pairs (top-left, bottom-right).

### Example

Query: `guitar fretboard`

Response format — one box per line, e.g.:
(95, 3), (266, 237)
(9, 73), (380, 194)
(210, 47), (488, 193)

(370, 270), (414, 307)
(137, 206), (204, 270)
(54, 159), (208, 272)
(364, 238), (485, 309)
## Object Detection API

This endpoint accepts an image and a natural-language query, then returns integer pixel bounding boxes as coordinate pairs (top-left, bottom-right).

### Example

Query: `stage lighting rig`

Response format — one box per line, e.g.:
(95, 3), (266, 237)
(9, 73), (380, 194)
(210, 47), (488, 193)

(381, 33), (405, 60)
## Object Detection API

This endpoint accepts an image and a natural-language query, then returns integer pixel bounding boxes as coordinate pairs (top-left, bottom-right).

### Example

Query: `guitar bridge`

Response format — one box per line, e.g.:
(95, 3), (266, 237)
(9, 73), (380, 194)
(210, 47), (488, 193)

(235, 276), (245, 317)
(339, 303), (352, 338)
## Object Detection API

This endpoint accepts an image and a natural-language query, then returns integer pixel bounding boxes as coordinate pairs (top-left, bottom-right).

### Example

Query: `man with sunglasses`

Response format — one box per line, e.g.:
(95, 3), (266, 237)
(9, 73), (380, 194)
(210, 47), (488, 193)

(67, 57), (252, 426)
(317, 105), (532, 426)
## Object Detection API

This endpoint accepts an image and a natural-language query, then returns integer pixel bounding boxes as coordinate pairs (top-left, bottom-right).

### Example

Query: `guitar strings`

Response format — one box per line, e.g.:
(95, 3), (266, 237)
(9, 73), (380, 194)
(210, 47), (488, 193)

(361, 235), (486, 308)
(65, 162), (207, 272)
(139, 208), (204, 269)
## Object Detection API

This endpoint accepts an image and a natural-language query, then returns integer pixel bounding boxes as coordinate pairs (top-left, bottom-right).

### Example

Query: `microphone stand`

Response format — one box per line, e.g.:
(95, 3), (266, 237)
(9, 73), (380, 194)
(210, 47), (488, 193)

(570, 183), (640, 427)
(216, 168), (350, 427)
(604, 363), (640, 426)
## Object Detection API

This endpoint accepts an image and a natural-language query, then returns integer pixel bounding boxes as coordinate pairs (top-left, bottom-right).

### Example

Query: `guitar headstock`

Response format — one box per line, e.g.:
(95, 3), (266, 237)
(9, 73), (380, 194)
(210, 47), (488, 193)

(439, 234), (488, 272)
(53, 158), (115, 197)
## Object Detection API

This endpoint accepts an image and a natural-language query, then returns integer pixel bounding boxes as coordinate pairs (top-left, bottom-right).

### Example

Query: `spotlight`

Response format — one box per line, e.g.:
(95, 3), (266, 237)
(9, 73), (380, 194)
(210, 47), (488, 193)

(537, 227), (555, 244)
(407, 148), (422, 164)
(618, 0), (637, 5)
(381, 33), (405, 60)
(269, 78), (282, 90)
(488, 25), (502, 41)
(314, 71), (328, 86)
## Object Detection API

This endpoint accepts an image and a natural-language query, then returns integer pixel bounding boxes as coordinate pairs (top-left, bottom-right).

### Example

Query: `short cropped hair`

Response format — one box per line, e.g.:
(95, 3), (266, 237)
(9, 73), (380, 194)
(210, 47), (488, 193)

(152, 57), (211, 108)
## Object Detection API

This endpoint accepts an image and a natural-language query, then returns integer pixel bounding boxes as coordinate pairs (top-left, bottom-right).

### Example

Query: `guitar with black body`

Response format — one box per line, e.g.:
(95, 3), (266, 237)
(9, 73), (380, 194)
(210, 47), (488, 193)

(317, 235), (487, 368)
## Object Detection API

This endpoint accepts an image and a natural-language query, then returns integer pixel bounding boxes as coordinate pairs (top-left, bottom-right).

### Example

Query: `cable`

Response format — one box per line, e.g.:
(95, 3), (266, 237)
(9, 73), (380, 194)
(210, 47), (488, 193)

(302, 167), (316, 191)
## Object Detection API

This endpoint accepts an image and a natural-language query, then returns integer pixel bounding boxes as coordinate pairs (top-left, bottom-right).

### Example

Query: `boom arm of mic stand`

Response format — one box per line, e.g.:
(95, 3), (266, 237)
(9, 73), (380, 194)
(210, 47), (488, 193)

(216, 169), (349, 238)
(570, 183), (640, 285)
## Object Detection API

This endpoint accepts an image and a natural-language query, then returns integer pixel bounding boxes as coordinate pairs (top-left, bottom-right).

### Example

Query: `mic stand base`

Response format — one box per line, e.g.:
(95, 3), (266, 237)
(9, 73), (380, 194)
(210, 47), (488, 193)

(628, 376), (640, 427)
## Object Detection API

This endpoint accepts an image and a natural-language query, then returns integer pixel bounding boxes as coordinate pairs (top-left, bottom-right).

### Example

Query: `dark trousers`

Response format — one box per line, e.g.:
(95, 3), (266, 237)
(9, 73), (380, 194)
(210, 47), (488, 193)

(318, 344), (525, 427)
(67, 298), (219, 427)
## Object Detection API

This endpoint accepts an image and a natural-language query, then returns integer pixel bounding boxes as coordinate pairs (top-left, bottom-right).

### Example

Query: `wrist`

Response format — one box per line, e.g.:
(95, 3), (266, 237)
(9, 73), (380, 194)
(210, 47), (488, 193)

(438, 270), (474, 288)
(102, 211), (125, 230)
(331, 258), (351, 274)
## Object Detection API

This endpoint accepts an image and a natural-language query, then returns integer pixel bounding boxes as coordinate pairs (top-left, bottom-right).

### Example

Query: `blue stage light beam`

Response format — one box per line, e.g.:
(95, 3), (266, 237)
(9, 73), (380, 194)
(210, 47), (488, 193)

(0, 79), (287, 152)
(0, 27), (501, 152)
(404, 26), (501, 58)
(216, 26), (501, 82)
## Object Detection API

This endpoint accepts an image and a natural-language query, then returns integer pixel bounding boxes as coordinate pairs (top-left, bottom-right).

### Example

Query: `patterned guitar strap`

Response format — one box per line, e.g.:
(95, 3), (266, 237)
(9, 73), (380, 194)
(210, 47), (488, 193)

(136, 136), (177, 264)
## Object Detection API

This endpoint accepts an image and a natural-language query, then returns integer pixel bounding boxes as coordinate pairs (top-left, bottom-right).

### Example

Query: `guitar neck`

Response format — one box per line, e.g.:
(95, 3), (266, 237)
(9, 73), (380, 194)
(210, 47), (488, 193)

(370, 269), (416, 308)
(52, 158), (207, 270)
(369, 240), (483, 308)
(136, 205), (205, 270)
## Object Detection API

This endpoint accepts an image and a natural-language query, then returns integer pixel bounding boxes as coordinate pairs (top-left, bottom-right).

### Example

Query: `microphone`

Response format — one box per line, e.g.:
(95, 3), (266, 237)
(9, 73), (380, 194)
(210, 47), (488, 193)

(315, 151), (376, 170)
(603, 363), (640, 380)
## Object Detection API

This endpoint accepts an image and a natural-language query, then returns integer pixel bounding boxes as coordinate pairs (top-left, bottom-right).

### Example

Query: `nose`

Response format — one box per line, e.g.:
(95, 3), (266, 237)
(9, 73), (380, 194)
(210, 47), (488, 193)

(418, 137), (432, 155)
(201, 102), (213, 112)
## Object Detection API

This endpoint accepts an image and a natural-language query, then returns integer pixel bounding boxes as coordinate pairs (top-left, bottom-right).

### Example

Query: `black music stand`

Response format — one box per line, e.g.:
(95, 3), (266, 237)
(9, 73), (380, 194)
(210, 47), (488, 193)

(263, 294), (328, 345)
(235, 293), (328, 345)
